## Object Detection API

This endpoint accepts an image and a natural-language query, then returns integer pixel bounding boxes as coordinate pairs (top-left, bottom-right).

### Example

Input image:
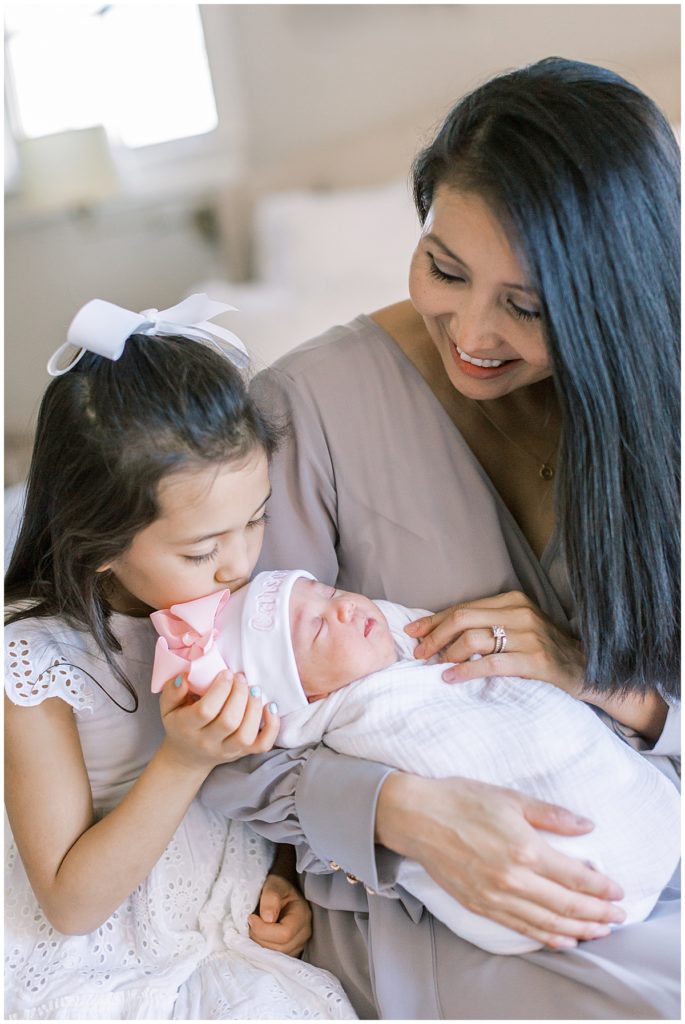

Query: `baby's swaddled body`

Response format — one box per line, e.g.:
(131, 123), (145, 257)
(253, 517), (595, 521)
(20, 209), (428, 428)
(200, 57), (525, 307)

(278, 627), (680, 954)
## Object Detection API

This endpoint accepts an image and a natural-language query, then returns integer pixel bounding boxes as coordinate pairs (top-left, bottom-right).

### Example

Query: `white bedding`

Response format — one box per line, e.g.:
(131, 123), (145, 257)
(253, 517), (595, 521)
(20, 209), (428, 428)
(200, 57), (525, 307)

(194, 178), (421, 368)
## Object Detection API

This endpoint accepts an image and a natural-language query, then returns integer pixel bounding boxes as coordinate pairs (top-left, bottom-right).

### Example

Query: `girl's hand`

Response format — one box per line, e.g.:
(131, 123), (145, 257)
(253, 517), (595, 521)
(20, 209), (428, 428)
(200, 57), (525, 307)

(377, 773), (626, 949)
(248, 873), (312, 957)
(406, 590), (585, 697)
(160, 671), (280, 773)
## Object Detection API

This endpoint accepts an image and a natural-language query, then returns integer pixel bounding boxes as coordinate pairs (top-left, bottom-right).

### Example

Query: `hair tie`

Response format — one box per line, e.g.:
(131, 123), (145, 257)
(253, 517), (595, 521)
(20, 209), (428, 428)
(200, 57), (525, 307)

(47, 293), (249, 376)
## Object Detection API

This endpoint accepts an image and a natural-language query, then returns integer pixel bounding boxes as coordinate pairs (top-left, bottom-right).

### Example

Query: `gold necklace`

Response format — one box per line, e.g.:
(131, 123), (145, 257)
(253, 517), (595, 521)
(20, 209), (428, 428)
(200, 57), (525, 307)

(472, 399), (558, 480)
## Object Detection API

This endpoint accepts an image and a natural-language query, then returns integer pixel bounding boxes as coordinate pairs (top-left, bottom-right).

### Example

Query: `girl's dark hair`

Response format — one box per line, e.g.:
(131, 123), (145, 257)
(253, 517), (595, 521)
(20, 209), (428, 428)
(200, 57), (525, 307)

(5, 335), (282, 702)
(412, 57), (680, 698)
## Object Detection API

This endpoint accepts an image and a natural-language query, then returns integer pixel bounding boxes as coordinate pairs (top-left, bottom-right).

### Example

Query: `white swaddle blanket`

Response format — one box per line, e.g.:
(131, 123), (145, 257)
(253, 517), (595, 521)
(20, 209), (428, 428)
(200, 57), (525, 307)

(277, 603), (681, 955)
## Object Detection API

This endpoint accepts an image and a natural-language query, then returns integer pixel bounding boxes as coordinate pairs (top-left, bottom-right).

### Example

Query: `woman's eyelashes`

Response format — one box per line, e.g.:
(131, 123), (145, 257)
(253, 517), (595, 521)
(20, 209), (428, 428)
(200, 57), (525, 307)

(427, 254), (464, 283)
(426, 253), (541, 322)
(507, 299), (541, 323)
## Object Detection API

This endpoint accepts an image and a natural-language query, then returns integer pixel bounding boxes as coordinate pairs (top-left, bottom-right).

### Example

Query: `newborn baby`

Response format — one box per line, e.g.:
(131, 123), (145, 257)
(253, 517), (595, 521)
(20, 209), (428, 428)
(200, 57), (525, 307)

(150, 570), (680, 955)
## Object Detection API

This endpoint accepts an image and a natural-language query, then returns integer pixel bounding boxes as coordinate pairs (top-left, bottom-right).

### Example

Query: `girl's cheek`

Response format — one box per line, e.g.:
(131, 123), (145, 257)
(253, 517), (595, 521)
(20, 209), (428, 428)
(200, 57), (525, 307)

(249, 534), (265, 566)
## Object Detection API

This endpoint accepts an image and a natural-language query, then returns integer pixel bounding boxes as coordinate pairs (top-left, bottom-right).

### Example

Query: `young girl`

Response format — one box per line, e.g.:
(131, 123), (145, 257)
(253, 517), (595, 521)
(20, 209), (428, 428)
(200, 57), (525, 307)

(4, 296), (356, 1020)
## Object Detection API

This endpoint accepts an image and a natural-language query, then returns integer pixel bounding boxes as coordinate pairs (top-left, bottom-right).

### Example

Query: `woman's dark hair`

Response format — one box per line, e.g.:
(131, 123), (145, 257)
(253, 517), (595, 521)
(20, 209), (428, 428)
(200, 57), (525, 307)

(412, 57), (680, 698)
(5, 335), (282, 703)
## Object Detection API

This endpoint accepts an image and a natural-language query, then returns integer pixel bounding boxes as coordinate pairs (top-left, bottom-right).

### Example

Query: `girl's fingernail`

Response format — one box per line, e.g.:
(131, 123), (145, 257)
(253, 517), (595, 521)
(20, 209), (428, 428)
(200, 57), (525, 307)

(250, 685), (261, 698)
(173, 675), (183, 688)
(268, 702), (279, 715)
(575, 815), (593, 827)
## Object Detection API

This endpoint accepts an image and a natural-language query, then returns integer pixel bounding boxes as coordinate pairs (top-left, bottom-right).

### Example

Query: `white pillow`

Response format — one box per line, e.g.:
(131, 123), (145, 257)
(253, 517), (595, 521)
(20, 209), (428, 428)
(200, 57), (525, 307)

(253, 179), (420, 292)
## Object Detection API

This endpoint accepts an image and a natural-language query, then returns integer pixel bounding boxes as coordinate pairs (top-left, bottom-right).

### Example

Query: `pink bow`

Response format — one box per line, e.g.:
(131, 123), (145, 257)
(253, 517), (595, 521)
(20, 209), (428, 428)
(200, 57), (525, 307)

(150, 589), (231, 695)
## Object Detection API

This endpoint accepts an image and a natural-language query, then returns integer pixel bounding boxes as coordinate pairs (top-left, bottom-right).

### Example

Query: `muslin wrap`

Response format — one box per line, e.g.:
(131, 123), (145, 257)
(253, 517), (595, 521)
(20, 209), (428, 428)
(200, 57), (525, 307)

(277, 607), (680, 955)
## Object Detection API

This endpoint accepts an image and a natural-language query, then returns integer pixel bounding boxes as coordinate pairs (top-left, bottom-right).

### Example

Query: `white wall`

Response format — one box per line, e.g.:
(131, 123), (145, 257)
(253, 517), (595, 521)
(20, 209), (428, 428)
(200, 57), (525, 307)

(5, 197), (227, 444)
(224, 3), (680, 169)
(5, 2), (680, 460)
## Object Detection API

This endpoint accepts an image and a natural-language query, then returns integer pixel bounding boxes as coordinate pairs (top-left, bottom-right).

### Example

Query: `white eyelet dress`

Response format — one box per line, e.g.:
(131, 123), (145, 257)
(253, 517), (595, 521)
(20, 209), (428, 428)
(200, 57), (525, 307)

(4, 613), (356, 1020)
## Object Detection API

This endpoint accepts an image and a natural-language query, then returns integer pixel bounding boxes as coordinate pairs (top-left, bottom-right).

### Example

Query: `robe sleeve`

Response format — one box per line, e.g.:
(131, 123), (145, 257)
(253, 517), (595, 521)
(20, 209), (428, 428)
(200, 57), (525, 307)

(610, 700), (681, 758)
(602, 697), (680, 790)
(649, 703), (681, 758)
(200, 747), (397, 889)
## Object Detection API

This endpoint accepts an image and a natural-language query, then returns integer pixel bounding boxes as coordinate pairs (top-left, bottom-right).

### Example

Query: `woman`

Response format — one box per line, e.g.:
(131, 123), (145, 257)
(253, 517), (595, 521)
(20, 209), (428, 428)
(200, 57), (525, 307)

(202, 58), (680, 1018)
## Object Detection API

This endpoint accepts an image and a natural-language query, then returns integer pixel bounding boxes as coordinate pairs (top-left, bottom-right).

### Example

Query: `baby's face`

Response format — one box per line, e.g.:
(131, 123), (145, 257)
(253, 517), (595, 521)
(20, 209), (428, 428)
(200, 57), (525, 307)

(289, 579), (397, 700)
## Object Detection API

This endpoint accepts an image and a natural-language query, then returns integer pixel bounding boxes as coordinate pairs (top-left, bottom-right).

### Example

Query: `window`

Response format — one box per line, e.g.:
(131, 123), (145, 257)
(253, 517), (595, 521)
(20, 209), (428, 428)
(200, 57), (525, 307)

(5, 3), (218, 149)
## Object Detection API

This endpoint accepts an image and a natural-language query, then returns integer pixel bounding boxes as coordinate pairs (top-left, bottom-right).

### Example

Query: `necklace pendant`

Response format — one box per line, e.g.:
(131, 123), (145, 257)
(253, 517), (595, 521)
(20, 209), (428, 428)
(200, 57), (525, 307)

(539, 463), (554, 481)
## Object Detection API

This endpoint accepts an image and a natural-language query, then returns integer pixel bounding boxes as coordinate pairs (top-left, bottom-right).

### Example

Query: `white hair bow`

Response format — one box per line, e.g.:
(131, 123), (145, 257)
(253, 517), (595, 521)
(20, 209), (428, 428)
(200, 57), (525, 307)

(47, 293), (249, 377)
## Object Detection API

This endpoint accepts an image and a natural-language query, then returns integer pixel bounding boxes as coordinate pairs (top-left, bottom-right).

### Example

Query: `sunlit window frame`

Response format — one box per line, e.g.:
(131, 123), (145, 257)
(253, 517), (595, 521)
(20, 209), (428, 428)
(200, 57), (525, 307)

(4, 4), (243, 203)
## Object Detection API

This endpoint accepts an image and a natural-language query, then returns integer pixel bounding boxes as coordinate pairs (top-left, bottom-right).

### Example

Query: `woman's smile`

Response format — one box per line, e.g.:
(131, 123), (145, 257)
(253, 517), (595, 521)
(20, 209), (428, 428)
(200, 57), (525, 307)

(409, 187), (552, 399)
(449, 341), (522, 379)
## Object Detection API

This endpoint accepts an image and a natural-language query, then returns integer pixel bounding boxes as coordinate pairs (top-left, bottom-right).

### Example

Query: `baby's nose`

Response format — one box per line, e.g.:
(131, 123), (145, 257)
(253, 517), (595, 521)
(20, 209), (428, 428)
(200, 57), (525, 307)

(337, 600), (355, 623)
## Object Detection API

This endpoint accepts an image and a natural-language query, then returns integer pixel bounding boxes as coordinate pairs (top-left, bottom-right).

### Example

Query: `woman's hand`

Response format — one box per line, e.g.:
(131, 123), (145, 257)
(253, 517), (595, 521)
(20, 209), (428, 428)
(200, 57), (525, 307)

(249, 873), (312, 957)
(406, 590), (669, 739)
(406, 590), (585, 696)
(377, 772), (626, 949)
(160, 670), (280, 773)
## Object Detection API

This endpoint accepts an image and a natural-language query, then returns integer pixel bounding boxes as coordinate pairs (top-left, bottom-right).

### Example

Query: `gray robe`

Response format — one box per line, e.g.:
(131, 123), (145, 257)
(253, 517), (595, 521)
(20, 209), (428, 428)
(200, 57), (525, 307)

(201, 315), (680, 1019)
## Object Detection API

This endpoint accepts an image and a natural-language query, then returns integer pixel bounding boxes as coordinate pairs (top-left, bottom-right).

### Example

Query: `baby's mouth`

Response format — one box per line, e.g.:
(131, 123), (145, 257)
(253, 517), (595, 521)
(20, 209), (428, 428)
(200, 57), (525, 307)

(364, 618), (376, 638)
